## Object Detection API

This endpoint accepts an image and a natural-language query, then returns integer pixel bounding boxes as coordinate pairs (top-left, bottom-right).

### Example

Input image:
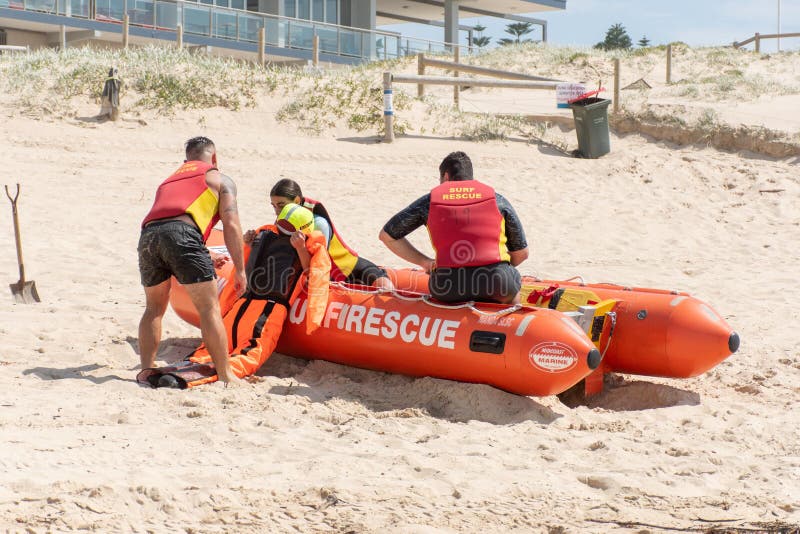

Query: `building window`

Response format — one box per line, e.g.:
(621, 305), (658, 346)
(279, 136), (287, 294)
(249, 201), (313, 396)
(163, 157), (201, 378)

(284, 0), (337, 22)
(325, 0), (336, 23)
(297, 0), (309, 19)
(312, 0), (323, 21)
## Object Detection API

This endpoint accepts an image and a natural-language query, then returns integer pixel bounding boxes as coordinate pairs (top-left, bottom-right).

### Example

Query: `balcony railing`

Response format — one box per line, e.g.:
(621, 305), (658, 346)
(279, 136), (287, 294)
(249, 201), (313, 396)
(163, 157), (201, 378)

(0, 0), (477, 60)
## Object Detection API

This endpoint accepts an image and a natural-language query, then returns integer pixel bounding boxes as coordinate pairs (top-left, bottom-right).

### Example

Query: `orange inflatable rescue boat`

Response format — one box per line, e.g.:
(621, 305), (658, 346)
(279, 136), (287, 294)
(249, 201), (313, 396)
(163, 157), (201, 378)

(170, 235), (604, 396)
(169, 230), (738, 396)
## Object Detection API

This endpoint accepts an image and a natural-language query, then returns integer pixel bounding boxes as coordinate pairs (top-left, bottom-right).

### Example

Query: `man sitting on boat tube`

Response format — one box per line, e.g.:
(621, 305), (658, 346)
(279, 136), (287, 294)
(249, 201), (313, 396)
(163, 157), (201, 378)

(379, 151), (529, 304)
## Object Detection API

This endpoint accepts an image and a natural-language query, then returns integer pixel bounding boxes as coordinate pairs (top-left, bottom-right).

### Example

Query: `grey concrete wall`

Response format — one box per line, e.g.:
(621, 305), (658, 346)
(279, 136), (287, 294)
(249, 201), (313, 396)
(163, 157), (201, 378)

(339, 0), (374, 57)
(443, 0), (458, 47)
(257, 0), (281, 16)
(341, 0), (374, 30)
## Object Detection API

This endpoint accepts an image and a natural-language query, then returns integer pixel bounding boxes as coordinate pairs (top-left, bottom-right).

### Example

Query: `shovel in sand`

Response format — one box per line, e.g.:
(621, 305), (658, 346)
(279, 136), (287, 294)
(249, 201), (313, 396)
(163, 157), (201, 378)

(5, 184), (40, 303)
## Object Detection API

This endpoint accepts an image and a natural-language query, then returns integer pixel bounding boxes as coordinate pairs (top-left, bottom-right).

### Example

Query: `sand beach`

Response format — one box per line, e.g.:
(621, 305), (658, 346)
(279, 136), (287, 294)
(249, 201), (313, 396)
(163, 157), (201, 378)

(0, 44), (799, 532)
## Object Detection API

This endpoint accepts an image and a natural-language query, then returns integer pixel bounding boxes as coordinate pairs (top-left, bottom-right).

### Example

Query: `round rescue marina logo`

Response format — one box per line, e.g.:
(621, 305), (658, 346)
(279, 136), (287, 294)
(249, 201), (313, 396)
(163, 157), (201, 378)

(528, 342), (579, 373)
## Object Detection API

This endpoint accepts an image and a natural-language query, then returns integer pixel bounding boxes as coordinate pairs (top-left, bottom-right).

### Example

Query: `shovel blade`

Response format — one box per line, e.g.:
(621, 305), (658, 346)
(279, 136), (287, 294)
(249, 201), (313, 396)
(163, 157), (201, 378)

(10, 280), (40, 303)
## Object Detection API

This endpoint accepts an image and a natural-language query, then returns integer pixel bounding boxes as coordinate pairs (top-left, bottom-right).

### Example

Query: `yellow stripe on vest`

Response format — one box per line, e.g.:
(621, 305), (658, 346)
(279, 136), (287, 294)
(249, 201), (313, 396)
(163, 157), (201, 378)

(329, 235), (358, 276)
(185, 188), (219, 235)
(498, 219), (510, 263)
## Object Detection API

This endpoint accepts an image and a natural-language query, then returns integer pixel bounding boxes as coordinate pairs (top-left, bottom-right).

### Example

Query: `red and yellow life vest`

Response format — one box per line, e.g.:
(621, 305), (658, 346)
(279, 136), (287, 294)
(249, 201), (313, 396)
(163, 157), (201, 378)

(141, 160), (220, 242)
(301, 196), (360, 281)
(427, 180), (509, 268)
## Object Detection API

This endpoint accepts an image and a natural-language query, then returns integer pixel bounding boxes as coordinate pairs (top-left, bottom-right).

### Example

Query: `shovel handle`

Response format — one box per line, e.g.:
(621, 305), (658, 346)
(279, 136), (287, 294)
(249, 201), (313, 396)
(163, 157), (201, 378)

(5, 184), (19, 209)
(5, 184), (25, 283)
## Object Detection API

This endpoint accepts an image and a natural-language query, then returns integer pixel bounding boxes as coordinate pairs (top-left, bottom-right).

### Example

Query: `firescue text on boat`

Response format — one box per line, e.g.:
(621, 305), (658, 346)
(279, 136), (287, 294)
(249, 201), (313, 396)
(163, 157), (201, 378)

(289, 299), (460, 349)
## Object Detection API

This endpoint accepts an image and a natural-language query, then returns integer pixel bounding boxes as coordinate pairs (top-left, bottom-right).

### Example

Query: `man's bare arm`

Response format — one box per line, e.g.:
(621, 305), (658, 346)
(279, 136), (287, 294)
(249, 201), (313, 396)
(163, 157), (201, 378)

(508, 248), (529, 267)
(379, 229), (435, 272)
(218, 174), (245, 273)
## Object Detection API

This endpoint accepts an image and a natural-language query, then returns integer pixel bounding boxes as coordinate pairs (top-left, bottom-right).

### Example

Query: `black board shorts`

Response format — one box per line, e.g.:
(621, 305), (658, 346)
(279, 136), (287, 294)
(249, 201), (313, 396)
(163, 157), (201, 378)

(345, 257), (388, 286)
(428, 262), (521, 304)
(138, 220), (215, 287)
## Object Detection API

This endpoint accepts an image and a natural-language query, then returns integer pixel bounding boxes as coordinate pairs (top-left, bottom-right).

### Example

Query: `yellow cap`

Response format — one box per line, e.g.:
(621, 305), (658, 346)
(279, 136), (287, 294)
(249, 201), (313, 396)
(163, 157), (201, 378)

(276, 203), (315, 236)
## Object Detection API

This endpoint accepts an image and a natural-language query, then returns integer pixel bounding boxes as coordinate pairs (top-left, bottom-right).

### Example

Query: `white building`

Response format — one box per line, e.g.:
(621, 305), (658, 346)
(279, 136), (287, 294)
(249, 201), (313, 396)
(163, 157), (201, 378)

(0, 0), (565, 63)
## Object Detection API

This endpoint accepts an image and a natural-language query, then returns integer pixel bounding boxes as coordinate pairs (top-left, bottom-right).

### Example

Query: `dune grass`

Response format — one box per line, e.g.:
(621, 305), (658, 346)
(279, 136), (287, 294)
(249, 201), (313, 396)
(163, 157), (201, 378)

(0, 46), (297, 118)
(1, 42), (797, 146)
(275, 62), (413, 135)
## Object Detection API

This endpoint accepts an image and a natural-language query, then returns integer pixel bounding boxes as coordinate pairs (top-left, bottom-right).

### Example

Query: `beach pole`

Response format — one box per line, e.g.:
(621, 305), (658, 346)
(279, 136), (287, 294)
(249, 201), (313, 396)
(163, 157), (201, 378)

(383, 72), (394, 143)
(312, 34), (319, 67)
(666, 44), (672, 84)
(122, 14), (129, 49)
(176, 24), (183, 49)
(417, 53), (425, 98)
(613, 58), (620, 113)
(453, 44), (460, 108)
(258, 27), (265, 65)
(755, 33), (760, 53)
(59, 24), (66, 50)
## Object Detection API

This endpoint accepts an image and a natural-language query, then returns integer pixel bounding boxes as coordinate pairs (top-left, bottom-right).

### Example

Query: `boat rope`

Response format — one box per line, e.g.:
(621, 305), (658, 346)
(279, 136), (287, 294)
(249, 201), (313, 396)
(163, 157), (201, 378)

(419, 296), (473, 310)
(600, 311), (617, 360)
(421, 296), (521, 316)
(329, 281), (393, 295)
(328, 281), (523, 316)
(468, 303), (522, 317)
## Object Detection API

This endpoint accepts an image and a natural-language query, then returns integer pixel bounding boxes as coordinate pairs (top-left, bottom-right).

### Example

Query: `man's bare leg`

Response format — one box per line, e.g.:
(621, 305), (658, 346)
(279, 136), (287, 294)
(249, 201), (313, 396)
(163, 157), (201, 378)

(184, 280), (240, 384)
(139, 280), (171, 369)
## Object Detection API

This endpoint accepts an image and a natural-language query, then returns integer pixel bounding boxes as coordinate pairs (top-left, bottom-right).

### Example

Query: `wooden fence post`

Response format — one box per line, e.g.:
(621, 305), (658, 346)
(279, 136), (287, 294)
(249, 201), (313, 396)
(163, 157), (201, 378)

(755, 33), (760, 53)
(417, 53), (425, 98)
(122, 14), (129, 49)
(312, 34), (319, 66)
(613, 58), (620, 113)
(383, 72), (394, 143)
(453, 45), (460, 108)
(258, 27), (265, 65)
(59, 24), (66, 50)
(176, 24), (183, 49)
(666, 43), (672, 84)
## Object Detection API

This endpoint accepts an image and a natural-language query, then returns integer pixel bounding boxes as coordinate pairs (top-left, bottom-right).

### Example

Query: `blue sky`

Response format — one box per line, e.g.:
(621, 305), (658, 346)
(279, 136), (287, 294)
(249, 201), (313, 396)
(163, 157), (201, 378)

(381, 0), (799, 53)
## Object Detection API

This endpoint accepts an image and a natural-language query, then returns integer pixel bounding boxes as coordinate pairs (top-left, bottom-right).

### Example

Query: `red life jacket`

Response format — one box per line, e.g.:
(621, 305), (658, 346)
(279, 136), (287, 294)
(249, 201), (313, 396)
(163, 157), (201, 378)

(427, 180), (509, 268)
(300, 196), (360, 281)
(141, 160), (220, 242)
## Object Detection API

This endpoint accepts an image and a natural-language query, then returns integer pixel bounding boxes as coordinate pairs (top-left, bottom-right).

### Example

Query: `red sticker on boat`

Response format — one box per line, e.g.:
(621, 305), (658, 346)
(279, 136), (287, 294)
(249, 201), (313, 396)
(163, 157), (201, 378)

(528, 342), (579, 373)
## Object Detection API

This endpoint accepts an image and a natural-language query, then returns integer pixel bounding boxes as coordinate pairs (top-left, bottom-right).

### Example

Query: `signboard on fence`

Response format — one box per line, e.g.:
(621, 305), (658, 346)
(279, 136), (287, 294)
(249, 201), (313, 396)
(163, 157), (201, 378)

(556, 83), (587, 108)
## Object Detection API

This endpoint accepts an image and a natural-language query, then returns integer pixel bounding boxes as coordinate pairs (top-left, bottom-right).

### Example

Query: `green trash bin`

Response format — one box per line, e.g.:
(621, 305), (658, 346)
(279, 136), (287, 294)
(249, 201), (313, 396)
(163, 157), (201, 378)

(569, 97), (611, 159)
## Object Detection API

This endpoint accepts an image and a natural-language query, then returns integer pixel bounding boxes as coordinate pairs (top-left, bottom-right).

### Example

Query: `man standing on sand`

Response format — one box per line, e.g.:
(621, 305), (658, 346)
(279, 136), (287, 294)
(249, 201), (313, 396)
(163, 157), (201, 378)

(137, 136), (246, 385)
(379, 151), (529, 304)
